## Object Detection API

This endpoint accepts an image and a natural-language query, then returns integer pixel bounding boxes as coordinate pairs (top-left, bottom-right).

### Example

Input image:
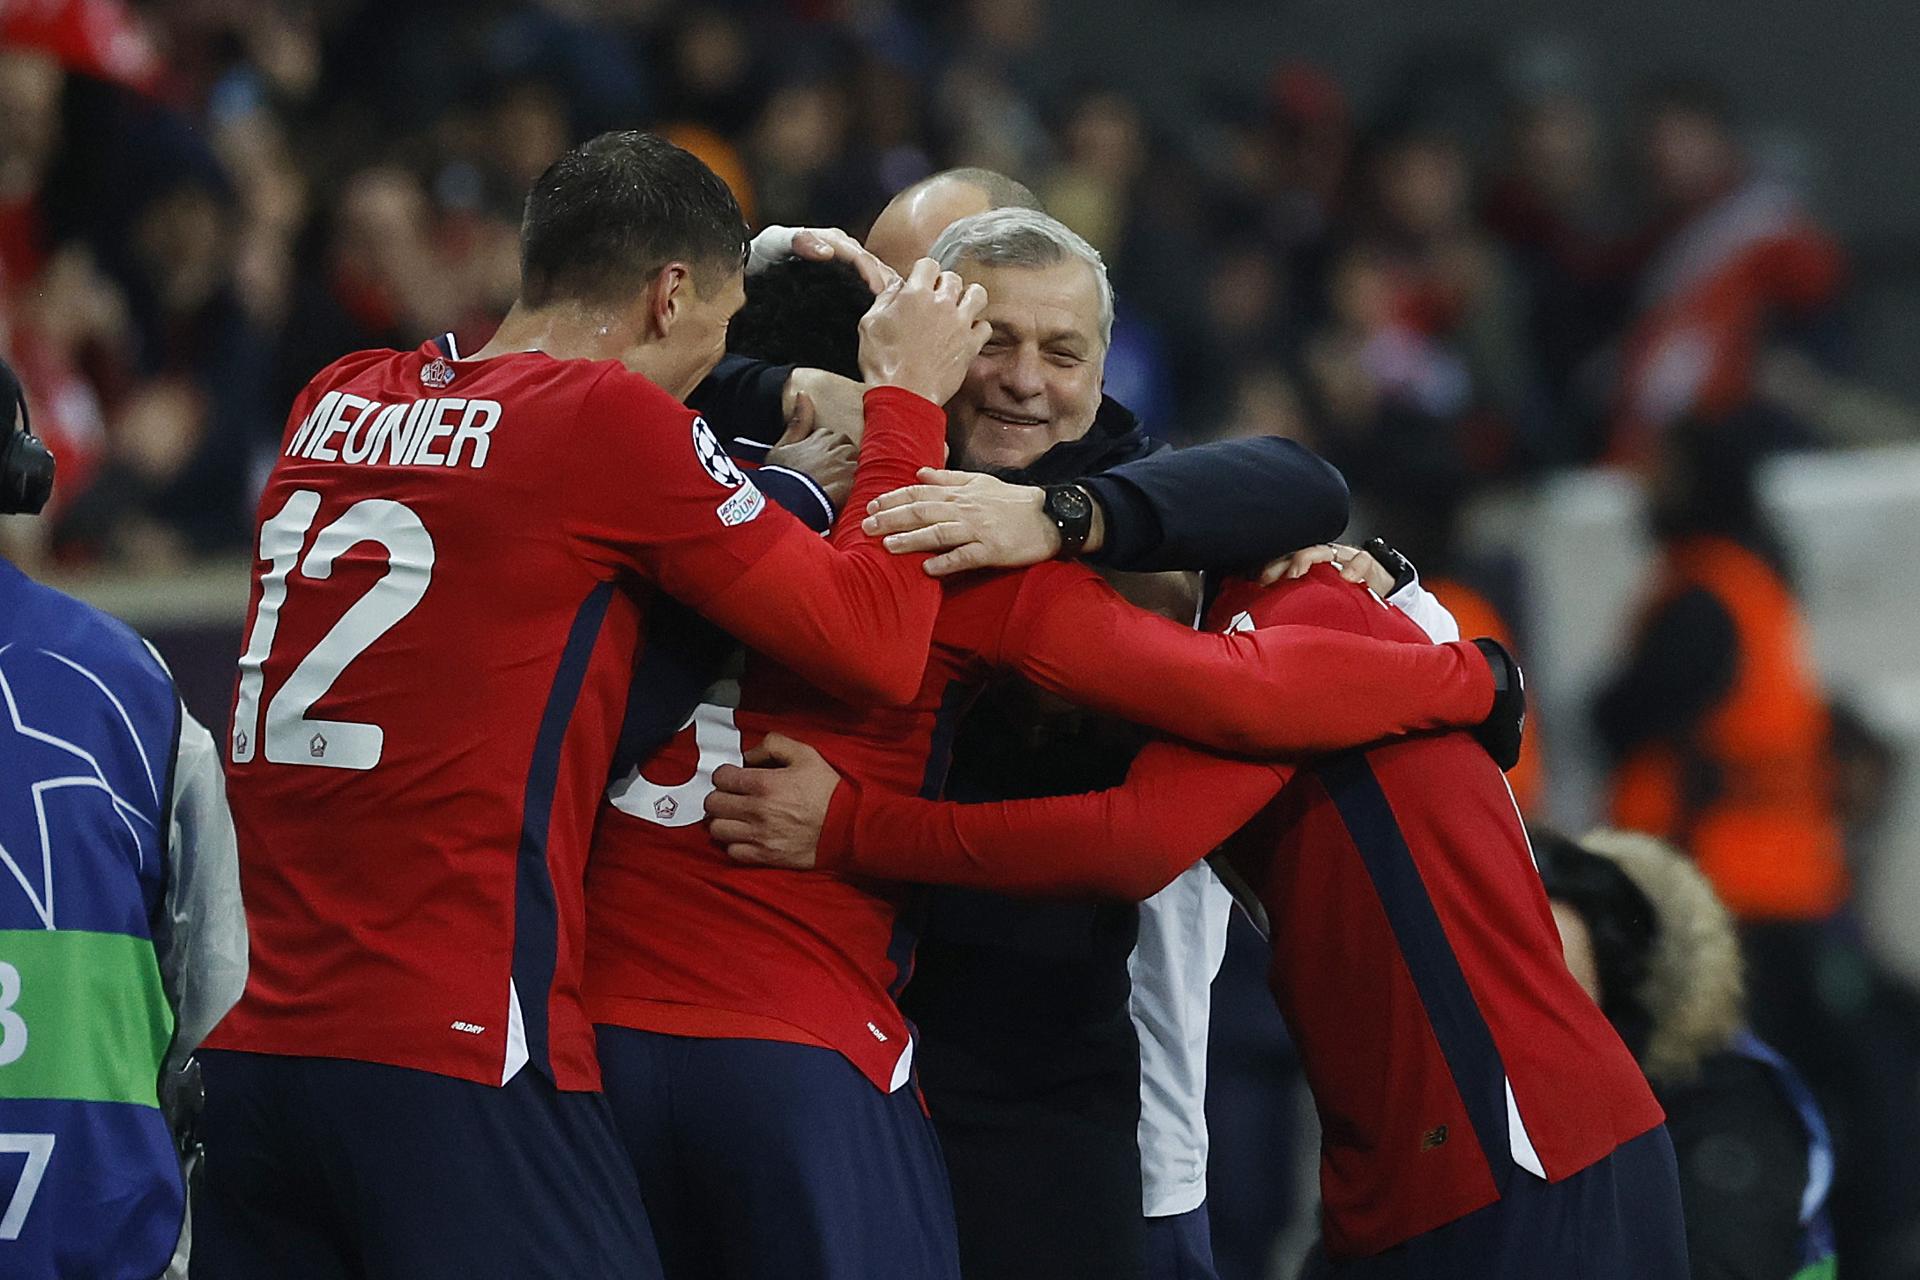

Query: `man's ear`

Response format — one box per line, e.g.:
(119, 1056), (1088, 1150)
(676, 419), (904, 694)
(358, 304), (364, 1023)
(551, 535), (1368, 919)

(643, 262), (694, 339)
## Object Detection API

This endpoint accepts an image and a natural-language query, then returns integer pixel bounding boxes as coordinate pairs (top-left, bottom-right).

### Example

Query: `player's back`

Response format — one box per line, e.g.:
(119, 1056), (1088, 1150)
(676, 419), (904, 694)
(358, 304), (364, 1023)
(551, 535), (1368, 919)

(1213, 571), (1663, 1258)
(214, 341), (697, 1090)
(584, 565), (1051, 1092)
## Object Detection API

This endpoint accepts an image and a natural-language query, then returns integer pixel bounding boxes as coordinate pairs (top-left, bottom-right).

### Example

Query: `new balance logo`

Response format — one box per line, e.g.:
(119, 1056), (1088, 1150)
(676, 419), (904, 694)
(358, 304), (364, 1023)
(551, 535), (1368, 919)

(451, 1021), (485, 1035)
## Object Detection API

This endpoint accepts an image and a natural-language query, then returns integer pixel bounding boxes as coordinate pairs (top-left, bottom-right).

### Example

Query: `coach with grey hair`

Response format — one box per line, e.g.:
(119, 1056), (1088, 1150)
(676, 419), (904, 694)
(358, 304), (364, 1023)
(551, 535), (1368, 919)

(882, 207), (1323, 1280)
(708, 191), (1353, 1280)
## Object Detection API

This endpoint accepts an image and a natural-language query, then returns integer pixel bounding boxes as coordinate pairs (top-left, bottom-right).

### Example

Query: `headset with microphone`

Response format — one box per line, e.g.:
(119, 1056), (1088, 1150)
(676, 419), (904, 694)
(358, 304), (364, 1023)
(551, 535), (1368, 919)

(0, 356), (54, 516)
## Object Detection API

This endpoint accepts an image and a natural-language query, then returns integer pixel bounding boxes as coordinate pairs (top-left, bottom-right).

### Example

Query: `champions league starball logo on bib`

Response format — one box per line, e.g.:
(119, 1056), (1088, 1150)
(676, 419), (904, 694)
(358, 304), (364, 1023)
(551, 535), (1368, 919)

(690, 416), (765, 526)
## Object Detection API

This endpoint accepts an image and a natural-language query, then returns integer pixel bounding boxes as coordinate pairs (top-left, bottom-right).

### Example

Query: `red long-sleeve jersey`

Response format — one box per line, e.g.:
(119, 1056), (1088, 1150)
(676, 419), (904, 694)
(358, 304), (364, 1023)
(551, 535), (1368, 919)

(583, 562), (1495, 1092)
(210, 339), (947, 1091)
(813, 567), (1664, 1257)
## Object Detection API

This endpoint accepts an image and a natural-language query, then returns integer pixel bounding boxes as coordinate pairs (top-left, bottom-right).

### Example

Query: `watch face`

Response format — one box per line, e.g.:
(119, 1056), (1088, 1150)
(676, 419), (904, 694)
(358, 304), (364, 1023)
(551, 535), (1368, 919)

(1051, 487), (1091, 521)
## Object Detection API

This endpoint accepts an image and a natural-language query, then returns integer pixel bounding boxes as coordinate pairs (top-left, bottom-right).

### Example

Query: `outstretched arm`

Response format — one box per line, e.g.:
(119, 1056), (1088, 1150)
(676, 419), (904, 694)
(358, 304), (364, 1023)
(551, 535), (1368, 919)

(1080, 436), (1349, 572)
(975, 562), (1493, 756)
(859, 436), (1350, 577)
(707, 733), (1288, 901)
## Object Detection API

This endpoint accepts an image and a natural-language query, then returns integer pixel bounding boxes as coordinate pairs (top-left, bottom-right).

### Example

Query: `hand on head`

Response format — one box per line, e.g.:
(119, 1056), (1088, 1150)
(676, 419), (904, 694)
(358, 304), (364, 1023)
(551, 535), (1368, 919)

(746, 224), (901, 295)
(1259, 543), (1394, 594)
(856, 258), (991, 406)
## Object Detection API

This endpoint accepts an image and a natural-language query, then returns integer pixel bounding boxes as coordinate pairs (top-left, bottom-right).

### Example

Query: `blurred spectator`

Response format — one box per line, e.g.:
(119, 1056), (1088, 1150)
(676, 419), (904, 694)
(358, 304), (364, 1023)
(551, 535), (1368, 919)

(653, 6), (764, 139)
(274, 166), (452, 412)
(1362, 127), (1540, 438)
(1591, 422), (1869, 1272)
(0, 48), (64, 291)
(1610, 81), (1845, 462)
(53, 377), (205, 570)
(1595, 423), (1846, 926)
(1535, 827), (1838, 1280)
(1041, 89), (1147, 259)
(1483, 90), (1637, 463)
(3, 3), (1913, 1272)
(1295, 243), (1479, 521)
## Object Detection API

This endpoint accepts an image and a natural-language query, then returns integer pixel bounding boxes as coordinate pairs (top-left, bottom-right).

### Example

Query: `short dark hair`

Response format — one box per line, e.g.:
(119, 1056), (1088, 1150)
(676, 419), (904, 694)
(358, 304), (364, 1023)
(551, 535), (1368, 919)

(726, 258), (870, 380)
(519, 131), (747, 309)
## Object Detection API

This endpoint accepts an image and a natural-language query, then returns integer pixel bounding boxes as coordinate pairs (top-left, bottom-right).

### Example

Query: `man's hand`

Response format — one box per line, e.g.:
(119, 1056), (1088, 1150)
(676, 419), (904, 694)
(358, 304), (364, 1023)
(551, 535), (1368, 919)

(858, 259), (991, 406)
(706, 733), (843, 869)
(747, 224), (900, 295)
(862, 469), (1107, 576)
(1259, 543), (1393, 594)
(765, 428), (857, 509)
(781, 368), (867, 446)
(791, 228), (900, 294)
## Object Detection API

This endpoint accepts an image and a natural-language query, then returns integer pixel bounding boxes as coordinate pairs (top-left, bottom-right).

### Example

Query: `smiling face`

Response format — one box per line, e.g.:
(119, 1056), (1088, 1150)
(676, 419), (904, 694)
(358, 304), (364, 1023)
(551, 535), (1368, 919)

(945, 258), (1106, 472)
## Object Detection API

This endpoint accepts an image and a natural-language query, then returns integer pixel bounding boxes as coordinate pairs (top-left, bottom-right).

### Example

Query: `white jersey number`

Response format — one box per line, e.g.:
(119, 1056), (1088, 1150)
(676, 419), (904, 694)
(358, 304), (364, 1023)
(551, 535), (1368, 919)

(0, 962), (25, 1068)
(607, 703), (743, 826)
(0, 1133), (54, 1241)
(231, 490), (436, 770)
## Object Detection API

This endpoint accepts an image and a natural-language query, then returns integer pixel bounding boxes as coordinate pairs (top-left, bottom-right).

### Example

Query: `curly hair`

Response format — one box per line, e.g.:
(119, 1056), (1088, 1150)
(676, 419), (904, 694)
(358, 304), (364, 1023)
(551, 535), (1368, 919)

(1579, 828), (1747, 1084)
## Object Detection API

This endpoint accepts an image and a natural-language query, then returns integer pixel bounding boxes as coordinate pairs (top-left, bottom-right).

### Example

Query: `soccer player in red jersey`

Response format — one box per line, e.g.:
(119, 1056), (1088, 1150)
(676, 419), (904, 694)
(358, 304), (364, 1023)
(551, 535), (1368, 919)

(711, 564), (1690, 1279)
(194, 132), (991, 1280)
(586, 564), (1506, 1280)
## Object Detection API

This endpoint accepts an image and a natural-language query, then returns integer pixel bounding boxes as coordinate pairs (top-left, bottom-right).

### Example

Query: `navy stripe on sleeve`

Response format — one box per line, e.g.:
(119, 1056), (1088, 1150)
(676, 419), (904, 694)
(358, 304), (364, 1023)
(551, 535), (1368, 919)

(1318, 751), (1513, 1189)
(512, 582), (614, 1081)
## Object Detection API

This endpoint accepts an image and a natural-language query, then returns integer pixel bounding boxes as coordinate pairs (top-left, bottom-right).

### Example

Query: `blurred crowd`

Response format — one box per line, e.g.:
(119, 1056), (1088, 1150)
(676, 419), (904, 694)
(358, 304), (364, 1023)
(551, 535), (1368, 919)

(7, 1), (1919, 1274)
(0, 0), (1874, 574)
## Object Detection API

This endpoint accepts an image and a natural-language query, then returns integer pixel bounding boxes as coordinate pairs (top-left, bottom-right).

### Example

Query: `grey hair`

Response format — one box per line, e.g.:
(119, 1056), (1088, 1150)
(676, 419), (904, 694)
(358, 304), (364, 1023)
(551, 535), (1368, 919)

(929, 208), (1114, 346)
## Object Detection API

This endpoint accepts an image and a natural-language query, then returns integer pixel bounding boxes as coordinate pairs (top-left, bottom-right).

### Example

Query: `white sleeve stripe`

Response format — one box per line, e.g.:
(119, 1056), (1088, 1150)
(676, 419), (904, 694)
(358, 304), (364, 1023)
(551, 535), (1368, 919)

(759, 465), (836, 525)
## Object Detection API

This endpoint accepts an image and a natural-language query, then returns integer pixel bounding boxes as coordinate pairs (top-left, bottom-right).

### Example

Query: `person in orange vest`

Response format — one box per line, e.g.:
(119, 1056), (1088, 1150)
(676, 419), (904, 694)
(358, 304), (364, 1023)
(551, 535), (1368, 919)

(1596, 423), (1844, 924)
(1594, 421), (1849, 1164)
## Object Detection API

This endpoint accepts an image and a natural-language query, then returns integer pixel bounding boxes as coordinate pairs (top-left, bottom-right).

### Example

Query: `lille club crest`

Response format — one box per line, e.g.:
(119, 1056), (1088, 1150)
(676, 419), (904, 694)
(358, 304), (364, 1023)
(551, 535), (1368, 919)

(420, 358), (456, 389)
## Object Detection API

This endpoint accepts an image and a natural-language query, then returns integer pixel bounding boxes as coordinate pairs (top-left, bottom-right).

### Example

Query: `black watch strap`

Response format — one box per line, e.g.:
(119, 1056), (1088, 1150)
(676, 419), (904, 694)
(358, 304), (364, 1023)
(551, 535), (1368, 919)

(1362, 537), (1417, 596)
(1041, 484), (1095, 559)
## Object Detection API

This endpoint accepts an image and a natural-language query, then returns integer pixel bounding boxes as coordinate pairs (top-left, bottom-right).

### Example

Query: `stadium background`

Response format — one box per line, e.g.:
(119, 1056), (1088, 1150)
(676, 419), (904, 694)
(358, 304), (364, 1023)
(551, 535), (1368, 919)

(3, 0), (1918, 1275)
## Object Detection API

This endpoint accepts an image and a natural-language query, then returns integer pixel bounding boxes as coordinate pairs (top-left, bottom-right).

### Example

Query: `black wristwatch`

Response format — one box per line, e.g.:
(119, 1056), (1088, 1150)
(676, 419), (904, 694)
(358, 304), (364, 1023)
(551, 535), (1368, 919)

(1040, 484), (1095, 559)
(1362, 537), (1417, 596)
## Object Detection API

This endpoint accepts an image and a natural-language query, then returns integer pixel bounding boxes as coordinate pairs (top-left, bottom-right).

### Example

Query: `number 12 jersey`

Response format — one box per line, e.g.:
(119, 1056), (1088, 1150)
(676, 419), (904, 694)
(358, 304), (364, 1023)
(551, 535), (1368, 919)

(208, 340), (948, 1090)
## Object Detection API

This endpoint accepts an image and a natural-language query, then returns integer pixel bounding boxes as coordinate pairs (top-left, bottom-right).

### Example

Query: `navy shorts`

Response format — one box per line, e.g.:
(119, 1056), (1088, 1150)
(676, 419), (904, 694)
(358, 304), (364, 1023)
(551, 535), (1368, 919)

(192, 1049), (660, 1280)
(595, 1026), (961, 1280)
(1144, 1205), (1222, 1280)
(1300, 1125), (1690, 1280)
